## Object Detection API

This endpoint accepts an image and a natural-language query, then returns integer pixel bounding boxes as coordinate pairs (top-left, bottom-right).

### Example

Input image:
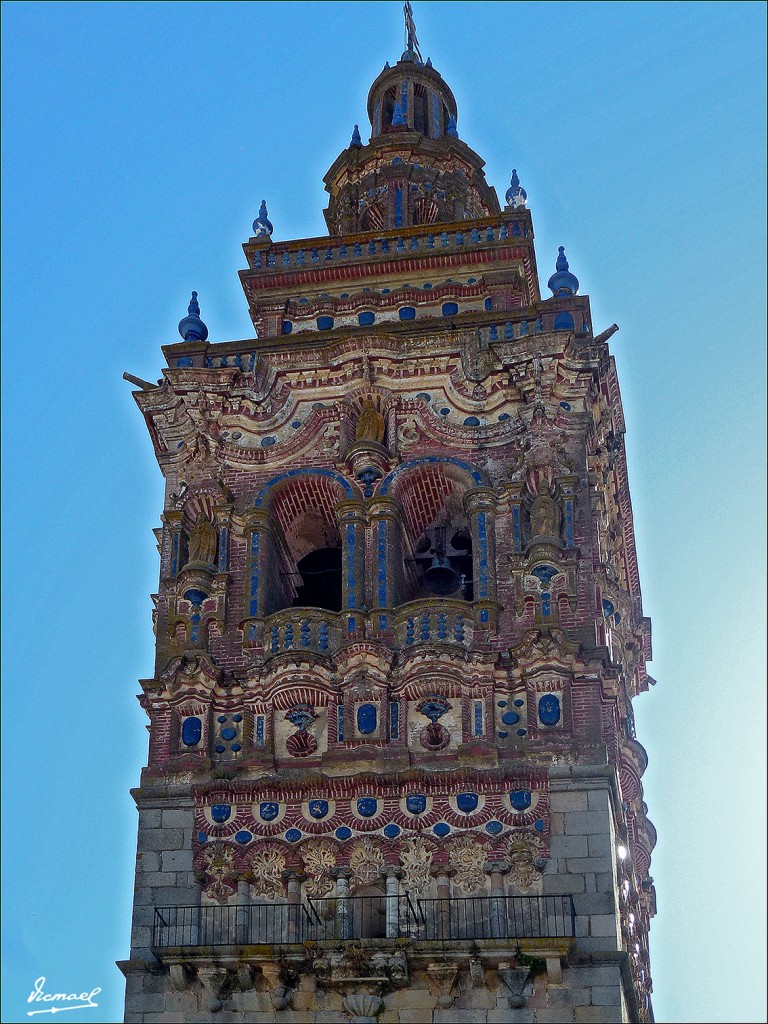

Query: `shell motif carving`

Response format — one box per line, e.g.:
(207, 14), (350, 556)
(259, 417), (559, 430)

(301, 839), (337, 898)
(446, 833), (486, 895)
(349, 838), (385, 891)
(249, 845), (286, 900)
(399, 836), (433, 896)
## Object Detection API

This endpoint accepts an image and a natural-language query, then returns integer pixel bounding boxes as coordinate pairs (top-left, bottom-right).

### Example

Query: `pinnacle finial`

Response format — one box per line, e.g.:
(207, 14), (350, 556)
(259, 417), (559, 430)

(252, 199), (274, 238)
(178, 291), (209, 342)
(505, 168), (528, 208)
(351, 124), (362, 147)
(547, 247), (579, 296)
(445, 114), (458, 138)
(391, 101), (406, 127)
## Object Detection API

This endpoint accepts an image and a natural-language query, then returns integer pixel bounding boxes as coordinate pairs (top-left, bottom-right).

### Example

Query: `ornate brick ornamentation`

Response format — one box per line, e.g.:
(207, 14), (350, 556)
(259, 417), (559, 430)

(124, 10), (657, 1021)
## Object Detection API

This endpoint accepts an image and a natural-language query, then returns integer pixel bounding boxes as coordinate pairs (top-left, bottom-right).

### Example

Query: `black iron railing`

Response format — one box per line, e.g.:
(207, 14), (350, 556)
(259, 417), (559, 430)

(152, 894), (575, 950)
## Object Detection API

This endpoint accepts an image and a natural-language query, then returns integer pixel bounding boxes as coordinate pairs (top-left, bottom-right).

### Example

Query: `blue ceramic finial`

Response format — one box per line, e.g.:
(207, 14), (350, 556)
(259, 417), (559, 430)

(446, 114), (458, 138)
(178, 291), (209, 342)
(505, 168), (528, 208)
(252, 199), (274, 238)
(384, 61), (390, 70)
(351, 124), (362, 147)
(426, 57), (432, 67)
(391, 101), (406, 126)
(547, 246), (580, 296)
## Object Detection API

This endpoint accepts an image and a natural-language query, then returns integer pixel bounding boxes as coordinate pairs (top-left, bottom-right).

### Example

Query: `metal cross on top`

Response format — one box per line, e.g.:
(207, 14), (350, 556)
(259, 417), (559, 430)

(403, 1), (422, 61)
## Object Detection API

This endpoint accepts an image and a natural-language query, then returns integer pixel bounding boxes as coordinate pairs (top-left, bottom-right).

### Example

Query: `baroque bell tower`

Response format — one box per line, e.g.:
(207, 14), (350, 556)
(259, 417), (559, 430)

(120, 9), (657, 1023)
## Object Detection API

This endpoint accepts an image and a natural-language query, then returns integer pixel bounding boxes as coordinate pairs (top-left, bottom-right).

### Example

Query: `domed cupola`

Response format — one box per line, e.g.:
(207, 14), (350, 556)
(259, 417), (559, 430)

(322, 5), (500, 235)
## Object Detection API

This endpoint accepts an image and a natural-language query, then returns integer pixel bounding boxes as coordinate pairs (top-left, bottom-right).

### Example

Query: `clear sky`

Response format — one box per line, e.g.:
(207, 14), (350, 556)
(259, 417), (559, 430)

(2, 2), (766, 1022)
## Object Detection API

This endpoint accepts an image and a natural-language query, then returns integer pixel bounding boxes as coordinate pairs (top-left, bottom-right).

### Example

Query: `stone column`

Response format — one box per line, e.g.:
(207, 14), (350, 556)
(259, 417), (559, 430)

(433, 868), (452, 941)
(235, 878), (250, 945)
(163, 510), (185, 578)
(332, 867), (353, 941)
(284, 870), (302, 943)
(367, 497), (402, 632)
(485, 860), (510, 939)
(335, 499), (367, 636)
(465, 487), (499, 631)
(213, 503), (233, 573)
(242, 509), (276, 642)
(384, 866), (401, 938)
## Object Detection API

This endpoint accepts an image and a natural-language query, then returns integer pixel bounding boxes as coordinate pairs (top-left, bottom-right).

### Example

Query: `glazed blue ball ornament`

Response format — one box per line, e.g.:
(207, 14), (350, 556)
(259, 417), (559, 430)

(252, 199), (274, 237)
(177, 291), (209, 342)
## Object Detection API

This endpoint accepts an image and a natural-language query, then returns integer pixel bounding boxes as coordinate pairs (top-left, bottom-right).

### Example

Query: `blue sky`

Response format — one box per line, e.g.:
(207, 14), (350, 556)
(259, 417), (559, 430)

(2, 2), (765, 1022)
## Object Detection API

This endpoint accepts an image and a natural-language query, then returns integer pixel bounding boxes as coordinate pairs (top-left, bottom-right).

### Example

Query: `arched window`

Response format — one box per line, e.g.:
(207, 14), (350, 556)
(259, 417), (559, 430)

(413, 83), (428, 134)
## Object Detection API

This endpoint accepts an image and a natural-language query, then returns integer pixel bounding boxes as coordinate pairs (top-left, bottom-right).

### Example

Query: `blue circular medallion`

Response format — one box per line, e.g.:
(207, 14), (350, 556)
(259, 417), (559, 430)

(510, 790), (532, 811)
(538, 694), (561, 726)
(498, 731), (509, 739)
(217, 716), (227, 723)
(235, 830), (252, 845)
(501, 711), (520, 725)
(285, 828), (302, 843)
(197, 832), (208, 843)
(485, 821), (504, 835)
(233, 714), (243, 722)
(534, 819), (545, 832)
(215, 745), (225, 753)
(383, 824), (401, 838)
(513, 699), (525, 707)
(210, 804), (231, 823)
(335, 826), (352, 841)
(516, 729), (527, 736)
(433, 822), (451, 837)
(221, 728), (237, 740)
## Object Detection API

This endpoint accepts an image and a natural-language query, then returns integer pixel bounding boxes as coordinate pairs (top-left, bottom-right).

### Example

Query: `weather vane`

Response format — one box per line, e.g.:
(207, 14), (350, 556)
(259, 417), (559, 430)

(403, 1), (422, 60)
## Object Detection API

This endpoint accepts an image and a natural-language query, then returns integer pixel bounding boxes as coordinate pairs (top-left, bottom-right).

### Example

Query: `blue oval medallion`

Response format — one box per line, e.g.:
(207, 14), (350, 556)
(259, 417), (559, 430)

(181, 716), (202, 746)
(485, 821), (504, 835)
(197, 832), (208, 843)
(538, 694), (561, 726)
(235, 830), (252, 845)
(510, 790), (532, 811)
(211, 804), (231, 824)
(456, 793), (479, 814)
(308, 799), (329, 820)
(357, 703), (378, 736)
(535, 819), (545, 832)
(383, 824), (401, 838)
(433, 822), (451, 837)
(501, 711), (520, 725)
(285, 828), (302, 842)
(406, 794), (428, 815)
(357, 797), (378, 818)
(335, 826), (352, 840)
(259, 801), (280, 822)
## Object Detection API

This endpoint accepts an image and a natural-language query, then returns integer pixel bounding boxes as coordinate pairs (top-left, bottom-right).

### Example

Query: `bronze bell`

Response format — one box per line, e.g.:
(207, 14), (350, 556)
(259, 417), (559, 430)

(423, 556), (462, 596)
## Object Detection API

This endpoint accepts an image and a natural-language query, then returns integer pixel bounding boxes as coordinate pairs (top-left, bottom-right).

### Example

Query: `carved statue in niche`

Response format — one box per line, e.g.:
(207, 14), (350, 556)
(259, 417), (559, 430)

(250, 846), (286, 900)
(301, 840), (336, 898)
(187, 515), (217, 565)
(399, 836), (433, 896)
(447, 834), (486, 894)
(529, 489), (561, 541)
(355, 397), (386, 445)
(349, 838), (385, 890)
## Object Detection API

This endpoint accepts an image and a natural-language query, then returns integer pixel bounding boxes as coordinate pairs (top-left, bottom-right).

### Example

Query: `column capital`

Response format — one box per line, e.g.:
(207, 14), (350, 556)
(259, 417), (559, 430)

(483, 860), (510, 875)
(464, 487), (498, 515)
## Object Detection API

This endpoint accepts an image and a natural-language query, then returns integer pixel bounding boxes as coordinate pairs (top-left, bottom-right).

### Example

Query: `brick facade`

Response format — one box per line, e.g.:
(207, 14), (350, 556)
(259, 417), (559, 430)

(120, 33), (656, 1024)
